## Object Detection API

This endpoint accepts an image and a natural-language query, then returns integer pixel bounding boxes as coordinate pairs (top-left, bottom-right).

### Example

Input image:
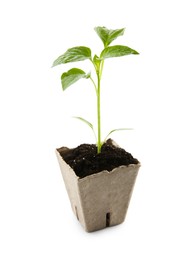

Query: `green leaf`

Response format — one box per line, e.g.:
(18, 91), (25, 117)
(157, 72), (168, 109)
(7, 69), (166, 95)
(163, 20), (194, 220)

(61, 68), (89, 91)
(93, 55), (101, 72)
(94, 26), (125, 47)
(52, 46), (91, 67)
(101, 45), (139, 59)
(73, 116), (97, 141)
(104, 128), (133, 142)
(73, 116), (93, 129)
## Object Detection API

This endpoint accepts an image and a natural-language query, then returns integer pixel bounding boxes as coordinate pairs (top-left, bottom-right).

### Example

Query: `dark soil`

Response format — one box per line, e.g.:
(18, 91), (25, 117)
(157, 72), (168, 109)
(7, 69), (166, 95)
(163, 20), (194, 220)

(59, 139), (139, 178)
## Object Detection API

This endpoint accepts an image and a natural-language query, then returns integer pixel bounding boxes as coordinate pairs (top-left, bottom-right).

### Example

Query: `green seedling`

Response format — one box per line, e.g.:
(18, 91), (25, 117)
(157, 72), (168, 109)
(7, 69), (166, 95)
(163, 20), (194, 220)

(53, 26), (139, 153)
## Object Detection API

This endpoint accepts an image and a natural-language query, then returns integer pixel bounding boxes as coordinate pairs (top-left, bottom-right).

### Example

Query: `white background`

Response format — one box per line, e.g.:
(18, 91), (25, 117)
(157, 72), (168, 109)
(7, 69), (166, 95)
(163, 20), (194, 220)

(0, 0), (195, 259)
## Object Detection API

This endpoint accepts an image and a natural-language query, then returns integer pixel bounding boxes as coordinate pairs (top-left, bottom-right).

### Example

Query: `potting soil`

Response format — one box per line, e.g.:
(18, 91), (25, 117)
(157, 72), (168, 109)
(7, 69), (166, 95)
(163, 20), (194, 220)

(59, 139), (139, 178)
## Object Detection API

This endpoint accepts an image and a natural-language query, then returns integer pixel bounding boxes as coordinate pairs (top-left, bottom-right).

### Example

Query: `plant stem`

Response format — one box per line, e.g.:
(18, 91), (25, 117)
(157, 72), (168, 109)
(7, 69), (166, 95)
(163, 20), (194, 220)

(100, 60), (104, 78)
(97, 73), (101, 153)
(91, 58), (105, 154)
(96, 60), (105, 153)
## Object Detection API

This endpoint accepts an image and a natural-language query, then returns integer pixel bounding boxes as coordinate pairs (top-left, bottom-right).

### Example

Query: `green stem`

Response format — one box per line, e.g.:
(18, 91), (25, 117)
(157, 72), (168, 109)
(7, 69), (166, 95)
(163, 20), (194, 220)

(100, 60), (104, 78)
(91, 58), (104, 153)
(97, 73), (101, 153)
(96, 60), (105, 153)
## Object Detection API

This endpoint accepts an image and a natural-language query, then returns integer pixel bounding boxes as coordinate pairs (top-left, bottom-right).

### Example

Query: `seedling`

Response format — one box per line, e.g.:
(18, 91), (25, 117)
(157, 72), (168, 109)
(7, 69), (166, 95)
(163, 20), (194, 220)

(53, 26), (139, 153)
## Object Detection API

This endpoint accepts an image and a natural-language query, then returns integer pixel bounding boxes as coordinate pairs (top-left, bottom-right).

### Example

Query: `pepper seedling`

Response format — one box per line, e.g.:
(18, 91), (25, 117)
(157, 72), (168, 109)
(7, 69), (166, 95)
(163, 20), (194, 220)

(53, 26), (139, 153)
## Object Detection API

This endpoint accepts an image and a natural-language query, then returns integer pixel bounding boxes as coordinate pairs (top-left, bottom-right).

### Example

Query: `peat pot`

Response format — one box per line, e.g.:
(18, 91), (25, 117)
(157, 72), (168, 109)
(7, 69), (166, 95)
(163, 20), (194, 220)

(56, 145), (141, 232)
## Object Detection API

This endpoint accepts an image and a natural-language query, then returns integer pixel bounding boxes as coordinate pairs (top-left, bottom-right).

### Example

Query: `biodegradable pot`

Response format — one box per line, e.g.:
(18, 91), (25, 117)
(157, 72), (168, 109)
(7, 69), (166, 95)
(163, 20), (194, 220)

(56, 145), (140, 232)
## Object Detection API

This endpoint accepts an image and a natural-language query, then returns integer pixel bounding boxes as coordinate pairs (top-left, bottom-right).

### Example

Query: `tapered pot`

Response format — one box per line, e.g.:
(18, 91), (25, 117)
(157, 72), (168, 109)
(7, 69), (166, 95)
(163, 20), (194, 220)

(56, 145), (140, 232)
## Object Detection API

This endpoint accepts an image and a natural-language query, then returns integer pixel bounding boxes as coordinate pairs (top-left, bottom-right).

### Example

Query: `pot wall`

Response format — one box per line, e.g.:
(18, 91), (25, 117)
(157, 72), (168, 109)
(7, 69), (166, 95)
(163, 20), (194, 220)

(56, 147), (140, 232)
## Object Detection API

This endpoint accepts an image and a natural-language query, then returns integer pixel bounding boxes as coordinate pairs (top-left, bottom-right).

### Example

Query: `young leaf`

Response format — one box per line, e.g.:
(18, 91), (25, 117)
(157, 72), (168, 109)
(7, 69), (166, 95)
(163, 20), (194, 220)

(53, 46), (91, 67)
(101, 45), (139, 59)
(104, 128), (133, 142)
(93, 55), (101, 72)
(73, 116), (97, 141)
(94, 26), (125, 47)
(61, 68), (89, 91)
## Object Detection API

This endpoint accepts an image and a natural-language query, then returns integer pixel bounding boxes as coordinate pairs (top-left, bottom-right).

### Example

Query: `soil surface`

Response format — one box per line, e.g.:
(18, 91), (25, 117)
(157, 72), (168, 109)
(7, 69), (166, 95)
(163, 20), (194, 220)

(59, 139), (139, 178)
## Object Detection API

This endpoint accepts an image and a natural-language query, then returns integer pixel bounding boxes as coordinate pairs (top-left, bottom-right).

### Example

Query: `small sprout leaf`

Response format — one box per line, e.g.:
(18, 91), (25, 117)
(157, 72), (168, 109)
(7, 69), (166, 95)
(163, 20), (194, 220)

(61, 68), (89, 90)
(101, 45), (139, 59)
(73, 116), (97, 141)
(104, 128), (133, 142)
(94, 26), (125, 47)
(53, 46), (92, 67)
(93, 55), (101, 72)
